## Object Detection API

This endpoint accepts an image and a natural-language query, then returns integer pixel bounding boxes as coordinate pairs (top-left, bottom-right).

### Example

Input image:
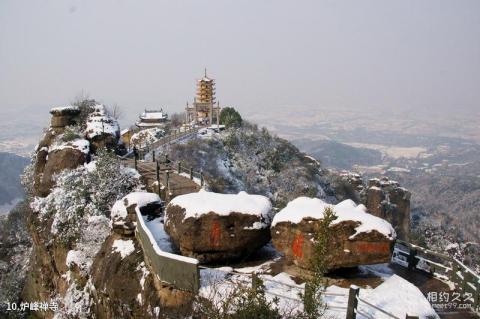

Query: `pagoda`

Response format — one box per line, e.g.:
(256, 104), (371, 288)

(185, 69), (221, 126)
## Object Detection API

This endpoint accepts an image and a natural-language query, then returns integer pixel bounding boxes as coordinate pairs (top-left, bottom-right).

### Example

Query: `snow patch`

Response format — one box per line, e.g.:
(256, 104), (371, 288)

(272, 197), (396, 240)
(111, 192), (161, 224)
(112, 239), (135, 259)
(167, 190), (272, 225)
(85, 104), (120, 139)
(50, 105), (79, 113)
(50, 139), (90, 154)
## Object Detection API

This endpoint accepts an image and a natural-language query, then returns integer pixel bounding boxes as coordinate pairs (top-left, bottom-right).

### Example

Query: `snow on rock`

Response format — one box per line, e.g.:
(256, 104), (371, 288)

(50, 139), (90, 155)
(65, 215), (111, 276)
(165, 190), (273, 262)
(130, 128), (164, 147)
(50, 105), (80, 114)
(112, 239), (135, 259)
(167, 190), (272, 225)
(85, 104), (120, 139)
(111, 192), (162, 226)
(272, 197), (395, 240)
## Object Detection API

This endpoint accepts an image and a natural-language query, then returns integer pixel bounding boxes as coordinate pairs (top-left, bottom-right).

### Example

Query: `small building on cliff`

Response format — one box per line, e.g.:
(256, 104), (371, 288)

(135, 109), (169, 129)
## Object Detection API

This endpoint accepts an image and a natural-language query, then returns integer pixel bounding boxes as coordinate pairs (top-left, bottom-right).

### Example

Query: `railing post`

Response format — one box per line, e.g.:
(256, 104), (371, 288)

(190, 167), (193, 180)
(474, 280), (480, 312)
(156, 161), (160, 196)
(177, 162), (181, 174)
(461, 270), (469, 294)
(166, 171), (170, 190)
(451, 261), (459, 287)
(152, 150), (155, 162)
(200, 172), (204, 187)
(408, 247), (417, 271)
(346, 285), (359, 319)
(134, 155), (138, 170)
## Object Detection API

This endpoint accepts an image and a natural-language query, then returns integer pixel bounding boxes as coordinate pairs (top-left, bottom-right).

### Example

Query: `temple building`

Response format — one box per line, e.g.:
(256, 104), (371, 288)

(185, 70), (221, 126)
(135, 109), (169, 128)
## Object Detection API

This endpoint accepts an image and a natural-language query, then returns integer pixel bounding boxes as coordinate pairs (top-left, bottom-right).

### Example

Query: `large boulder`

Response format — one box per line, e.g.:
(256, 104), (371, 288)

(35, 139), (90, 196)
(271, 197), (396, 270)
(164, 190), (272, 263)
(365, 177), (411, 240)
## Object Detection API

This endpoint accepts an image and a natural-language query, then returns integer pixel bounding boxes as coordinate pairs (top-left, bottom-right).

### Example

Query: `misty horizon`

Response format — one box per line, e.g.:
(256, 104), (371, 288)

(1, 0), (479, 126)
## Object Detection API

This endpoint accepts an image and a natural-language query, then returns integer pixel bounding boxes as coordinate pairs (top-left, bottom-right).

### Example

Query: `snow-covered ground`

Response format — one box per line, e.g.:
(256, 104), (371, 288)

(200, 267), (438, 319)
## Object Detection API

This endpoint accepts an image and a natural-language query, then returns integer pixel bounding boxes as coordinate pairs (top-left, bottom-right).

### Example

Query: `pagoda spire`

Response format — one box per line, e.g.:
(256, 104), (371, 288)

(204, 67), (207, 78)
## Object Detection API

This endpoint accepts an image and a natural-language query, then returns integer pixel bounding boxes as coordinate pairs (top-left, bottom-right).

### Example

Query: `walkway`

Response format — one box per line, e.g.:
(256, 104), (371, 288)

(124, 159), (201, 200)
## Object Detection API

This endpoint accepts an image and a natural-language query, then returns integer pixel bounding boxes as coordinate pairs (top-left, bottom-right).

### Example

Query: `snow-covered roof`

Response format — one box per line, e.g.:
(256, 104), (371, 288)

(50, 139), (90, 154)
(168, 190), (272, 222)
(135, 121), (167, 128)
(198, 76), (213, 82)
(85, 104), (120, 139)
(120, 128), (131, 136)
(272, 197), (396, 240)
(139, 110), (168, 120)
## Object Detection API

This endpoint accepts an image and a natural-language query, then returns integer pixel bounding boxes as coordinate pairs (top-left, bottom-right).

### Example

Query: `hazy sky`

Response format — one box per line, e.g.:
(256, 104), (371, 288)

(1, 0), (479, 126)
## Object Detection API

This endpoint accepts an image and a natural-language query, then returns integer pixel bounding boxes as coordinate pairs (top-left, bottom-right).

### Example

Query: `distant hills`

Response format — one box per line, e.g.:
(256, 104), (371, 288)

(0, 152), (29, 214)
(292, 138), (382, 170)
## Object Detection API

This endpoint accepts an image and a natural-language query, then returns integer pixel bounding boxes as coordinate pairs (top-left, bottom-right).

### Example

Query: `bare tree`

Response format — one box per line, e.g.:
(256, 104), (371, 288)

(170, 112), (186, 127)
(70, 89), (91, 106)
(106, 103), (123, 120)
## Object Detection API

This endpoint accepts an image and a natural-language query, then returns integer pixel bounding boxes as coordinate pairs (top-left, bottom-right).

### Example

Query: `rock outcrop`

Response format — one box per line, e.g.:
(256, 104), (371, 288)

(365, 177), (411, 240)
(85, 105), (120, 152)
(164, 190), (272, 263)
(111, 192), (163, 236)
(271, 197), (396, 270)
(328, 170), (411, 241)
(49, 106), (81, 133)
(36, 140), (90, 197)
(32, 104), (123, 197)
(330, 171), (365, 203)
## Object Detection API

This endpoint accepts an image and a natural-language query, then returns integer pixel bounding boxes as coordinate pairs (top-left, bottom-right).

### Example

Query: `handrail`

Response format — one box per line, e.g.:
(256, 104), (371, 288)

(357, 296), (401, 319)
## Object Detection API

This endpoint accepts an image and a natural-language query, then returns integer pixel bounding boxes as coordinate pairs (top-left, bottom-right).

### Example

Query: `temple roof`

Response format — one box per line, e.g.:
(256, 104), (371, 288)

(139, 109), (168, 120)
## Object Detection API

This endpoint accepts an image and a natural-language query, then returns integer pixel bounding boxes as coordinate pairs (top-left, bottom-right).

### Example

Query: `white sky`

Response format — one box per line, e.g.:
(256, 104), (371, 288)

(0, 0), (479, 126)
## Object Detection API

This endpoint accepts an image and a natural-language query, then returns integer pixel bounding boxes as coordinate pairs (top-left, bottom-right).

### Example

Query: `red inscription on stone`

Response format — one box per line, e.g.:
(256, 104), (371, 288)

(355, 242), (390, 254)
(210, 221), (221, 248)
(292, 233), (304, 258)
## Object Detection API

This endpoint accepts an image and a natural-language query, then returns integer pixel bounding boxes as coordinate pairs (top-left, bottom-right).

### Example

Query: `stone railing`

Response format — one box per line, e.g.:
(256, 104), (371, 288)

(135, 209), (200, 292)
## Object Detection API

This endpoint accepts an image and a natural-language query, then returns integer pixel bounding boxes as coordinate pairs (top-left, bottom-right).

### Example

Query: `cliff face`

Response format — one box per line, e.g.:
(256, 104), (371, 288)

(21, 103), (189, 319)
